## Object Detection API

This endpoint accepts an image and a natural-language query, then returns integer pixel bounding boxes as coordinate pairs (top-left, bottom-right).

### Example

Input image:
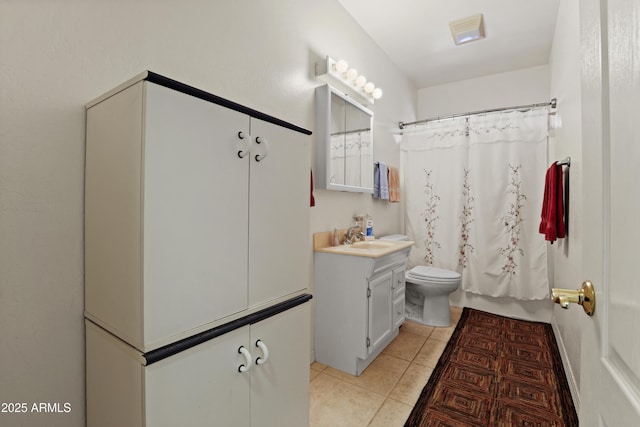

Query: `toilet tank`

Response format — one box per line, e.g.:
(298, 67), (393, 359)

(379, 234), (410, 241)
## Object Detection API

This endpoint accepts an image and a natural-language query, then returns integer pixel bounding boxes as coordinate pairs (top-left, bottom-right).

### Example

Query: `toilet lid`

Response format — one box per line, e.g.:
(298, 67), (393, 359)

(407, 266), (461, 282)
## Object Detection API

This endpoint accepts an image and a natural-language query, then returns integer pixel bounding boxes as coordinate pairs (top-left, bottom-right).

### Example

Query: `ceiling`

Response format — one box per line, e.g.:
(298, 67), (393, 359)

(337, 0), (560, 88)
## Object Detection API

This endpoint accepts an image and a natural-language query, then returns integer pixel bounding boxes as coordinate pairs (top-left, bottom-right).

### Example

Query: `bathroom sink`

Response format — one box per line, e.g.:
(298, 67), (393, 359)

(314, 239), (414, 258)
(349, 241), (396, 250)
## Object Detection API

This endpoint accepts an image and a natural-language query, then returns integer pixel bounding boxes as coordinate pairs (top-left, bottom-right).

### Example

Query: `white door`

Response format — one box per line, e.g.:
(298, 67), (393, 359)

(250, 303), (310, 427)
(367, 271), (393, 355)
(144, 325), (251, 427)
(248, 118), (310, 308)
(143, 82), (250, 346)
(580, 0), (640, 424)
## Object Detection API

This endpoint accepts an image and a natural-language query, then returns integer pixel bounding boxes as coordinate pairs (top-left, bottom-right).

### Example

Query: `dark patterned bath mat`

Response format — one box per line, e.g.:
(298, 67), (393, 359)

(404, 307), (578, 426)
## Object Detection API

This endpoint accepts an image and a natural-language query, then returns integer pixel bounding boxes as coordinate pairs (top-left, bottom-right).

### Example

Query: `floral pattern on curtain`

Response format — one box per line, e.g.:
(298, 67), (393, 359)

(402, 109), (549, 300)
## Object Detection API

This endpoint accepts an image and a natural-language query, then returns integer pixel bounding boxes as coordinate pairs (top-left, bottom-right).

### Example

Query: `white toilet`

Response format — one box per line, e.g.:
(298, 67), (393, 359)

(381, 235), (462, 327)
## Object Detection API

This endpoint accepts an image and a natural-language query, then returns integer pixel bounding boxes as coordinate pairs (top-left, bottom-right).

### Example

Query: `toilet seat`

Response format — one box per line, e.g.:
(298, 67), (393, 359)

(406, 266), (461, 284)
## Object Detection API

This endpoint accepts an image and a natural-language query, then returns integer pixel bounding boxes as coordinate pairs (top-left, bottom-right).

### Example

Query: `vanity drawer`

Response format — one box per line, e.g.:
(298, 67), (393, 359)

(393, 295), (405, 329)
(392, 266), (405, 299)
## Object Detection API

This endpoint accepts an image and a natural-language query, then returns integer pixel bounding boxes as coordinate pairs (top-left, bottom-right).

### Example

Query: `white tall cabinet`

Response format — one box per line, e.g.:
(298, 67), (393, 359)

(84, 71), (312, 427)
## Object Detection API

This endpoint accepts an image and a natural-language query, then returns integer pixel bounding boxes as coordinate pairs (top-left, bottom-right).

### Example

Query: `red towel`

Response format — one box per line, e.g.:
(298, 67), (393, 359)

(539, 163), (566, 243)
(310, 169), (316, 207)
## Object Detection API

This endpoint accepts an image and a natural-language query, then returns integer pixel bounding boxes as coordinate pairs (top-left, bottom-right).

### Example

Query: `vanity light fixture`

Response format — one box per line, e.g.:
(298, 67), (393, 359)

(449, 13), (485, 45)
(315, 56), (383, 104)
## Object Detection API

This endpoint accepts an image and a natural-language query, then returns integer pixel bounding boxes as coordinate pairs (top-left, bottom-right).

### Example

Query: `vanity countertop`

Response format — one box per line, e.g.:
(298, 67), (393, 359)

(314, 239), (414, 258)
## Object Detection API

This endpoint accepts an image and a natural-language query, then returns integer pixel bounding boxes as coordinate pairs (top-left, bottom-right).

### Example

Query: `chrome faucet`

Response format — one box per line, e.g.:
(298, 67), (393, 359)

(344, 226), (365, 244)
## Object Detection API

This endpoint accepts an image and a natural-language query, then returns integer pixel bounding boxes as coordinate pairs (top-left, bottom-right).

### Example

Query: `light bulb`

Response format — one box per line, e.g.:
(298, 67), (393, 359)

(345, 68), (358, 81)
(355, 75), (367, 88)
(372, 88), (383, 99)
(335, 60), (348, 74)
(364, 82), (375, 93)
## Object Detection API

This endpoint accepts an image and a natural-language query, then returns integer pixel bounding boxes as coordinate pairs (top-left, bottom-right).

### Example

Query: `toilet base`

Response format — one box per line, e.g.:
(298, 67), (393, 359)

(405, 294), (452, 327)
(422, 294), (452, 327)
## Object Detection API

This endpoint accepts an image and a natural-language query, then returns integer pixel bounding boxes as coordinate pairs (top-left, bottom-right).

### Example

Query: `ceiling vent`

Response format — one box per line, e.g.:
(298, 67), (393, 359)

(449, 14), (485, 45)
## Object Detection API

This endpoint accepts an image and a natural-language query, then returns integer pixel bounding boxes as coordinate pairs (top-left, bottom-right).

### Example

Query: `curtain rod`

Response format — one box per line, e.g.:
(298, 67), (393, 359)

(398, 98), (557, 130)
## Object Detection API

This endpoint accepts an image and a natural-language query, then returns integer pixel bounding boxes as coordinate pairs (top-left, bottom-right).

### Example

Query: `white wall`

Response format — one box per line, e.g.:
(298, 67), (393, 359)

(417, 65), (550, 119)
(416, 66), (555, 323)
(548, 0), (583, 412)
(0, 1), (415, 425)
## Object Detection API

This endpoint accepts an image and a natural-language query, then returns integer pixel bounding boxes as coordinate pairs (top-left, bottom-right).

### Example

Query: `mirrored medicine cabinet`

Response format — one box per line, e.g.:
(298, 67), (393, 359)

(315, 84), (374, 193)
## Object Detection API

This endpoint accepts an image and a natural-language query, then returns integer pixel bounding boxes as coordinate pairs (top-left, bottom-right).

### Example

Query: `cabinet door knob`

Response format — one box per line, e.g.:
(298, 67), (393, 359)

(238, 346), (253, 373)
(254, 136), (270, 162)
(255, 339), (270, 365)
(237, 131), (252, 159)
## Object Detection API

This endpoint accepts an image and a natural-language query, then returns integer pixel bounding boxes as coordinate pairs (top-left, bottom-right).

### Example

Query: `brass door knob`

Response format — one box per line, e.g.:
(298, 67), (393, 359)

(551, 280), (596, 316)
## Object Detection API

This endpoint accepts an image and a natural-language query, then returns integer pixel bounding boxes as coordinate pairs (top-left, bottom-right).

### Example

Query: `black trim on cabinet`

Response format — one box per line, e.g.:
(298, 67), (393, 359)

(142, 294), (312, 365)
(145, 71), (312, 136)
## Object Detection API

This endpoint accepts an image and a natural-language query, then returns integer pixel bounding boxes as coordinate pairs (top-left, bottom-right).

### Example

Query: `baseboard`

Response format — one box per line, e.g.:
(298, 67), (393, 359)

(551, 321), (581, 415)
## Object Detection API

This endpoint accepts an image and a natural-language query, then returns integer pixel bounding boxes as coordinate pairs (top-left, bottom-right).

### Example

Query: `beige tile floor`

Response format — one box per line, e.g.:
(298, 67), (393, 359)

(310, 306), (463, 427)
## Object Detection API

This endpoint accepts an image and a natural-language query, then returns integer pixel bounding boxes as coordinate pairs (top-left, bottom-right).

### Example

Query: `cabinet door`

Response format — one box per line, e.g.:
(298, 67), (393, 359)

(248, 119), (310, 308)
(144, 326), (251, 427)
(367, 272), (393, 355)
(250, 303), (310, 427)
(143, 82), (250, 346)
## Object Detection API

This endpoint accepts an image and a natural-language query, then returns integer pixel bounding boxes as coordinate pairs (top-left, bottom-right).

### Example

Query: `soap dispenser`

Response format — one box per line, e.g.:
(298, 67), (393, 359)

(365, 214), (374, 240)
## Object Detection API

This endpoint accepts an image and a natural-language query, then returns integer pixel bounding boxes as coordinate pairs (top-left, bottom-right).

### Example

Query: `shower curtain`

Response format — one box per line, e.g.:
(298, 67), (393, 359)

(402, 109), (549, 300)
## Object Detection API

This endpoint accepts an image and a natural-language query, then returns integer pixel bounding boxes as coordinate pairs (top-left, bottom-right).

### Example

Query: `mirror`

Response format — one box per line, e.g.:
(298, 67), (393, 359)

(316, 85), (374, 193)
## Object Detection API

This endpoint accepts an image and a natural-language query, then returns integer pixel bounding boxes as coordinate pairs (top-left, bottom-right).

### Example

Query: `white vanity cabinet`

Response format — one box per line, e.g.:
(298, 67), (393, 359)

(86, 299), (310, 427)
(85, 72), (311, 352)
(314, 247), (411, 376)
